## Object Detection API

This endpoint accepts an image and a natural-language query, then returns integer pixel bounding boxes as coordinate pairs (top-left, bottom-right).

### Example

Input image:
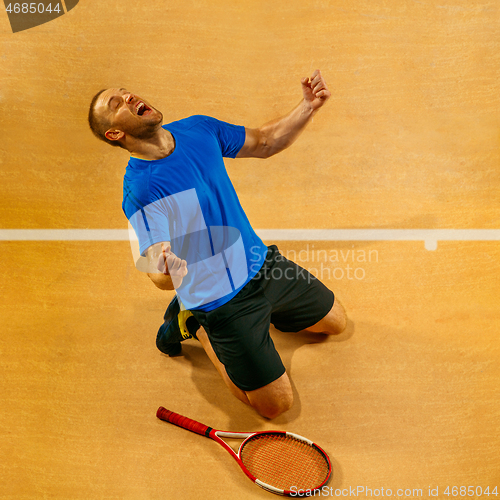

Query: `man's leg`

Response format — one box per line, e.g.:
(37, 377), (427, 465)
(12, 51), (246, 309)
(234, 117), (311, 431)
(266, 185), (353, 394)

(194, 300), (343, 419)
(245, 372), (293, 420)
(197, 327), (293, 419)
(303, 298), (347, 335)
(196, 327), (250, 406)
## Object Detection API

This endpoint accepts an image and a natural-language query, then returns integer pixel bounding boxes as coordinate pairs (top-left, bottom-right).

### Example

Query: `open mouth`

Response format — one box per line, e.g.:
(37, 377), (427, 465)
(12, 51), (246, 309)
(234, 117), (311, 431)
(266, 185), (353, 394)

(136, 101), (151, 116)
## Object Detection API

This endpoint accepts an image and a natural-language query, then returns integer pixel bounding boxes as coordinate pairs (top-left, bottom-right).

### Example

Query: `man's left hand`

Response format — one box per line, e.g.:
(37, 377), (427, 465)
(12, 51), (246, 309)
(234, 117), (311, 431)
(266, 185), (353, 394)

(301, 70), (331, 111)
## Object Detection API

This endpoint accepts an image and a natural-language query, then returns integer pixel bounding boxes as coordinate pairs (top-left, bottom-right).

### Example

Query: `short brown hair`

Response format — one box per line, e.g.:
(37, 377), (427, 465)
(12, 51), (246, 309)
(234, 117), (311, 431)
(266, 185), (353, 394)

(88, 89), (125, 149)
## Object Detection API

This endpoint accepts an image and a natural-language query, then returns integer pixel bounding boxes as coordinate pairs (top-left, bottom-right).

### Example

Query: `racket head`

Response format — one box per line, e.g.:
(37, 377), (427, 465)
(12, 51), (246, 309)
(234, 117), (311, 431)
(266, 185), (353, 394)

(237, 430), (332, 496)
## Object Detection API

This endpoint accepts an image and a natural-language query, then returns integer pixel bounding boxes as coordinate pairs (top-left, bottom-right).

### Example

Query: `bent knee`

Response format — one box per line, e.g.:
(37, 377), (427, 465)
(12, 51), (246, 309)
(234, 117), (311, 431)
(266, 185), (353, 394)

(254, 393), (293, 420)
(246, 373), (293, 419)
(327, 299), (348, 334)
(306, 298), (347, 335)
(334, 305), (348, 333)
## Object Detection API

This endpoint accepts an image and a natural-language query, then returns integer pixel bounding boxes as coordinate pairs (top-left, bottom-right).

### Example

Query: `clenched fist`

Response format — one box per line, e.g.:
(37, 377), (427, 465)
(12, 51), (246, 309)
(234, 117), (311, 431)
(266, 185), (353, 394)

(301, 69), (331, 111)
(157, 243), (188, 289)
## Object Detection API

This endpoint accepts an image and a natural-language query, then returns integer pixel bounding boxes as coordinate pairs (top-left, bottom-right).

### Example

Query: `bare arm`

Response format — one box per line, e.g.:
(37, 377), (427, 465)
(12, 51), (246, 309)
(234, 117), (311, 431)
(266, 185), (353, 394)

(236, 70), (331, 159)
(147, 271), (174, 291)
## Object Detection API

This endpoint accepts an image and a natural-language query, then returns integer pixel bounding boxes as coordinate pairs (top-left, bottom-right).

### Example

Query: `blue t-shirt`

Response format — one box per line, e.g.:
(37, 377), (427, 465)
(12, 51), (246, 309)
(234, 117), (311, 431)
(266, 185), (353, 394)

(122, 115), (268, 312)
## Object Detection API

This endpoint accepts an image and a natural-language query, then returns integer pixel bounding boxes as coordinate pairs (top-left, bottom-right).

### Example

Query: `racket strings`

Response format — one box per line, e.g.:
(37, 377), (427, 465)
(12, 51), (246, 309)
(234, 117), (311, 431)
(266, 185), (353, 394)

(240, 434), (330, 491)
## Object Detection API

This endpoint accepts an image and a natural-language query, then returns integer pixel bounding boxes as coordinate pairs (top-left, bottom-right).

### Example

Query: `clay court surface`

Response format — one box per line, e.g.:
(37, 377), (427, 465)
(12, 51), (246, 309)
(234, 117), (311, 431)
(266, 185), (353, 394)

(0, 1), (499, 499)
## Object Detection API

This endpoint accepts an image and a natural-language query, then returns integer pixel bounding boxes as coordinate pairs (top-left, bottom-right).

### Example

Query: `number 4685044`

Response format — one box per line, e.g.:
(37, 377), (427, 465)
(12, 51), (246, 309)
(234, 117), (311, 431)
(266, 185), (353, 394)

(5, 3), (61, 14)
(443, 486), (498, 497)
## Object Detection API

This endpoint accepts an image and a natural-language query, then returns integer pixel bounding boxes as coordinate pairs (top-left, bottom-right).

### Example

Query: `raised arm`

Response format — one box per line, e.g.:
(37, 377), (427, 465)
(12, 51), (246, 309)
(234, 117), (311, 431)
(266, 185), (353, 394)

(236, 70), (331, 159)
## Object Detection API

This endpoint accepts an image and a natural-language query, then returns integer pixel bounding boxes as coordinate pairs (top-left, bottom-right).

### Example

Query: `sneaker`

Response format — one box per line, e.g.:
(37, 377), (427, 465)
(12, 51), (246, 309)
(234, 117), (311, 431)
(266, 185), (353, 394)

(156, 296), (200, 356)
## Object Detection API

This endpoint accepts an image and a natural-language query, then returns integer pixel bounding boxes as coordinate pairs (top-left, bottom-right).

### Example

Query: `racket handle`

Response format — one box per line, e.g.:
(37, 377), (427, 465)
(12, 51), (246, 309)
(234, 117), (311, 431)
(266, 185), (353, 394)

(156, 407), (211, 437)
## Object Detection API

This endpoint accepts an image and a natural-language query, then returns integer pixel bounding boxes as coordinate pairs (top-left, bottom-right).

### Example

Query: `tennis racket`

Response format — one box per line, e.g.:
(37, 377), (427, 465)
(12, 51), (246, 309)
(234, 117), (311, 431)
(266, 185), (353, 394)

(156, 406), (332, 496)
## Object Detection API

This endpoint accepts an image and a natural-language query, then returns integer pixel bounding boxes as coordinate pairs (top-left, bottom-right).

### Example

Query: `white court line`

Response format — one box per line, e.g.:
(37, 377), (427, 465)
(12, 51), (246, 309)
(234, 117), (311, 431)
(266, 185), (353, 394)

(0, 229), (131, 241)
(1, 229), (500, 250)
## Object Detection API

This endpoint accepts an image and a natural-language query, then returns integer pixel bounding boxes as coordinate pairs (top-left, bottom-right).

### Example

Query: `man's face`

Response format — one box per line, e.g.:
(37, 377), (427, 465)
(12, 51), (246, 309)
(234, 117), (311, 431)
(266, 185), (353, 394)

(95, 88), (163, 142)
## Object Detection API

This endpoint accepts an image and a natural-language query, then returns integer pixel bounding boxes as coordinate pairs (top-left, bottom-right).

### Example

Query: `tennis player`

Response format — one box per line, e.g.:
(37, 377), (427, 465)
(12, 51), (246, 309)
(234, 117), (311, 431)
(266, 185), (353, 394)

(88, 70), (347, 419)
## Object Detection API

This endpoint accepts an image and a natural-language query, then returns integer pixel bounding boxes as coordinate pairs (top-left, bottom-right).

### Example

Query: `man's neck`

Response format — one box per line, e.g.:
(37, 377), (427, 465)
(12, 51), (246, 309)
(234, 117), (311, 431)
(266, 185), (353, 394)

(129, 128), (175, 161)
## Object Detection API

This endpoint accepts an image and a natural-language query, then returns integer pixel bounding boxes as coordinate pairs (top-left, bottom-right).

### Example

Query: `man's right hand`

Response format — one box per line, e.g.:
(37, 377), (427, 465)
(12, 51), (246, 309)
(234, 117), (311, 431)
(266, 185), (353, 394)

(156, 243), (188, 289)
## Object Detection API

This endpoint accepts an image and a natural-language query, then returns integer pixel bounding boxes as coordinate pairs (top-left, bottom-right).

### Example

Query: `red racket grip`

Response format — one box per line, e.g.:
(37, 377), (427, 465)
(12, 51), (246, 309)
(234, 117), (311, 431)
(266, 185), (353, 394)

(156, 407), (212, 437)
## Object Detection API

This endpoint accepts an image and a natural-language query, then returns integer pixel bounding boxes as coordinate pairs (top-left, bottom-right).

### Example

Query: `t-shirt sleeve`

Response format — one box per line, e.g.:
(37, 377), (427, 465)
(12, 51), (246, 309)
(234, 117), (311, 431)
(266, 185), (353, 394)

(128, 199), (171, 259)
(203, 116), (246, 158)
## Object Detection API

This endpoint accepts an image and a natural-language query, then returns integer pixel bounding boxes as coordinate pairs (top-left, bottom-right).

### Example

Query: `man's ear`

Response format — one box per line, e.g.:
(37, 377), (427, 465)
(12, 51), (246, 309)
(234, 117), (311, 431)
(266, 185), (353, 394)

(105, 129), (125, 142)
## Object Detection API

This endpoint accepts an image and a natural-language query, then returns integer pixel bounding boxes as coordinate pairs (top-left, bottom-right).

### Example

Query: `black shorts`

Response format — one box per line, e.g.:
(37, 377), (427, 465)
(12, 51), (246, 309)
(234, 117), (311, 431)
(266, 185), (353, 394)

(191, 245), (334, 392)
